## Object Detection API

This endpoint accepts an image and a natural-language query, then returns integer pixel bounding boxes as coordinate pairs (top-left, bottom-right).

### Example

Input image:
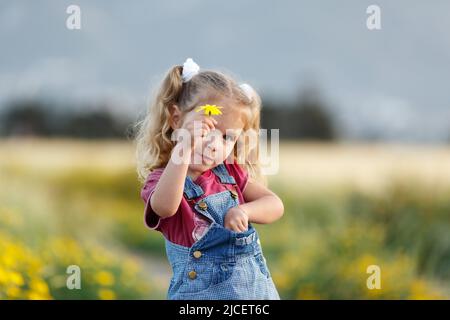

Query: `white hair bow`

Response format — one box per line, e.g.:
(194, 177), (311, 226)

(239, 83), (255, 101)
(181, 58), (200, 82)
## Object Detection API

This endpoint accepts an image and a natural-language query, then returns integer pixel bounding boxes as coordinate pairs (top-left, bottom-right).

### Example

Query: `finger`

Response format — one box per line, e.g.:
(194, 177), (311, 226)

(203, 122), (212, 132)
(224, 220), (234, 231)
(196, 123), (210, 138)
(236, 220), (246, 232)
(202, 116), (217, 130)
(241, 217), (249, 230)
(201, 124), (211, 137)
(242, 219), (248, 230)
(209, 116), (218, 125)
(230, 221), (240, 232)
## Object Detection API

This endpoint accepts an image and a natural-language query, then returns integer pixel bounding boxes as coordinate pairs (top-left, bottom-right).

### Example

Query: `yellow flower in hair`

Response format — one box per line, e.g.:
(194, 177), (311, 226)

(195, 104), (223, 116)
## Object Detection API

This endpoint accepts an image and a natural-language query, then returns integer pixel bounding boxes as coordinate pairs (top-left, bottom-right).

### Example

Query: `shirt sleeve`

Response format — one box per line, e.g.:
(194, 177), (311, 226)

(140, 169), (164, 230)
(224, 162), (249, 192)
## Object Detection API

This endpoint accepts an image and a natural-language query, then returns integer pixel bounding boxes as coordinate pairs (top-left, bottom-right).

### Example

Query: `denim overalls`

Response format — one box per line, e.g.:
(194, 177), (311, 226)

(165, 163), (280, 300)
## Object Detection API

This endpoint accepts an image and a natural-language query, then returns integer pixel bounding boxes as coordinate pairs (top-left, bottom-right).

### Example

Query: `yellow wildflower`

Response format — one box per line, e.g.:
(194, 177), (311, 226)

(98, 289), (116, 300)
(94, 271), (115, 286)
(9, 271), (24, 286)
(195, 104), (223, 116)
(29, 278), (50, 295)
(6, 286), (21, 299)
(27, 291), (52, 300)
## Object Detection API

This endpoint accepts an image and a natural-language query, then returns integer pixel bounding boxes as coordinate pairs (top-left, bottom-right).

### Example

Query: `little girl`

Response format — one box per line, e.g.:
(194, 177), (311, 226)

(135, 58), (284, 300)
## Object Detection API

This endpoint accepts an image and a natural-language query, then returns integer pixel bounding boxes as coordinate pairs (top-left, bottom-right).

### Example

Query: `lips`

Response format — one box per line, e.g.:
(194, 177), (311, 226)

(202, 154), (215, 162)
(193, 153), (214, 164)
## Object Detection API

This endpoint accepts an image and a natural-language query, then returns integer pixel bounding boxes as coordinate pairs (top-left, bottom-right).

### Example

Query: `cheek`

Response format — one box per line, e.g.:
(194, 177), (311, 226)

(216, 142), (234, 160)
(193, 137), (210, 154)
(193, 141), (204, 153)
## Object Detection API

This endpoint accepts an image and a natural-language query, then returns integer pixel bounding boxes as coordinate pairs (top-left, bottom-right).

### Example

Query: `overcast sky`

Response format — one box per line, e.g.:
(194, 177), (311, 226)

(1, 1), (449, 142)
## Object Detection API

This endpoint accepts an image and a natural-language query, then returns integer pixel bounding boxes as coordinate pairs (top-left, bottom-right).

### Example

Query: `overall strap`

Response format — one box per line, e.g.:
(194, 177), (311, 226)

(183, 176), (204, 199)
(212, 163), (236, 185)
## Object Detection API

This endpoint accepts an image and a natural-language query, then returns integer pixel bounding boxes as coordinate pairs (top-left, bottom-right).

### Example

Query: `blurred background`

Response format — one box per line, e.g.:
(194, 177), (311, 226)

(1, 0), (449, 299)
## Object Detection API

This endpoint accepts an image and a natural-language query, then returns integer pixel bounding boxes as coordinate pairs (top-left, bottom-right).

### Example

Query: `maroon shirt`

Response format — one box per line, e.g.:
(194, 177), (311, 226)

(140, 162), (249, 247)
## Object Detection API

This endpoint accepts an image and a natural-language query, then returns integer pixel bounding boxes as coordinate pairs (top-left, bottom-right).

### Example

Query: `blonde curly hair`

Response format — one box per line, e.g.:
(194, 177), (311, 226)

(134, 63), (265, 185)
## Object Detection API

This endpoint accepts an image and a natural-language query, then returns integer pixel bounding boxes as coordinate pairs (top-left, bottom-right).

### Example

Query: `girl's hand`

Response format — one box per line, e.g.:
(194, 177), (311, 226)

(224, 206), (248, 232)
(180, 110), (217, 148)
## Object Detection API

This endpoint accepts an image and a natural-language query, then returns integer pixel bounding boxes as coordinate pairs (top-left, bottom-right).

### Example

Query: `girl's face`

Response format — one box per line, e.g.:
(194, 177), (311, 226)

(189, 103), (245, 173)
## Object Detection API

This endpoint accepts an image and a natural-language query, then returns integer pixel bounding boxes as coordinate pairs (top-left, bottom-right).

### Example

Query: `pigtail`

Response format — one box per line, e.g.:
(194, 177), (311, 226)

(157, 66), (184, 106)
(232, 84), (267, 186)
(135, 65), (184, 183)
(247, 91), (267, 186)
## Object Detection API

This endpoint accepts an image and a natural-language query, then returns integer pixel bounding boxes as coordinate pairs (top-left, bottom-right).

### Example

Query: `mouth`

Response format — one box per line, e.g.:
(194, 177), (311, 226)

(196, 152), (214, 163)
(193, 152), (215, 164)
(202, 154), (215, 163)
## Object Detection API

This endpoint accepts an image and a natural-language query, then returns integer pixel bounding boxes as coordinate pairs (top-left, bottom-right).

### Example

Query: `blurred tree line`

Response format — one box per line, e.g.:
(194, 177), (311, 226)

(0, 88), (336, 140)
(261, 87), (335, 140)
(0, 100), (132, 139)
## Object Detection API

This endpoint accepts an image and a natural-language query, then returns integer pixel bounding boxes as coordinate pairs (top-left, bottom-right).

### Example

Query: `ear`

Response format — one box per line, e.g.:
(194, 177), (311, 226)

(169, 104), (182, 129)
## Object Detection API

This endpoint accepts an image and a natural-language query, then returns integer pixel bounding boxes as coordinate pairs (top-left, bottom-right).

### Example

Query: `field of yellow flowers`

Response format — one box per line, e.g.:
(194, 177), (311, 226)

(1, 138), (449, 299)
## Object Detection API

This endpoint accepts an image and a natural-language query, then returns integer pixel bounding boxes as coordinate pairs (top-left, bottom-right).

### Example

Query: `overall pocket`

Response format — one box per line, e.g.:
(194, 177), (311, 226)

(213, 261), (236, 284)
(177, 260), (237, 295)
(178, 260), (215, 294)
(254, 252), (271, 279)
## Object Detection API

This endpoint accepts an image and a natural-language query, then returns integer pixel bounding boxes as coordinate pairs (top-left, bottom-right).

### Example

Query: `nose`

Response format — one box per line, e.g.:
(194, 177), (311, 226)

(208, 144), (216, 152)
(204, 141), (216, 152)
